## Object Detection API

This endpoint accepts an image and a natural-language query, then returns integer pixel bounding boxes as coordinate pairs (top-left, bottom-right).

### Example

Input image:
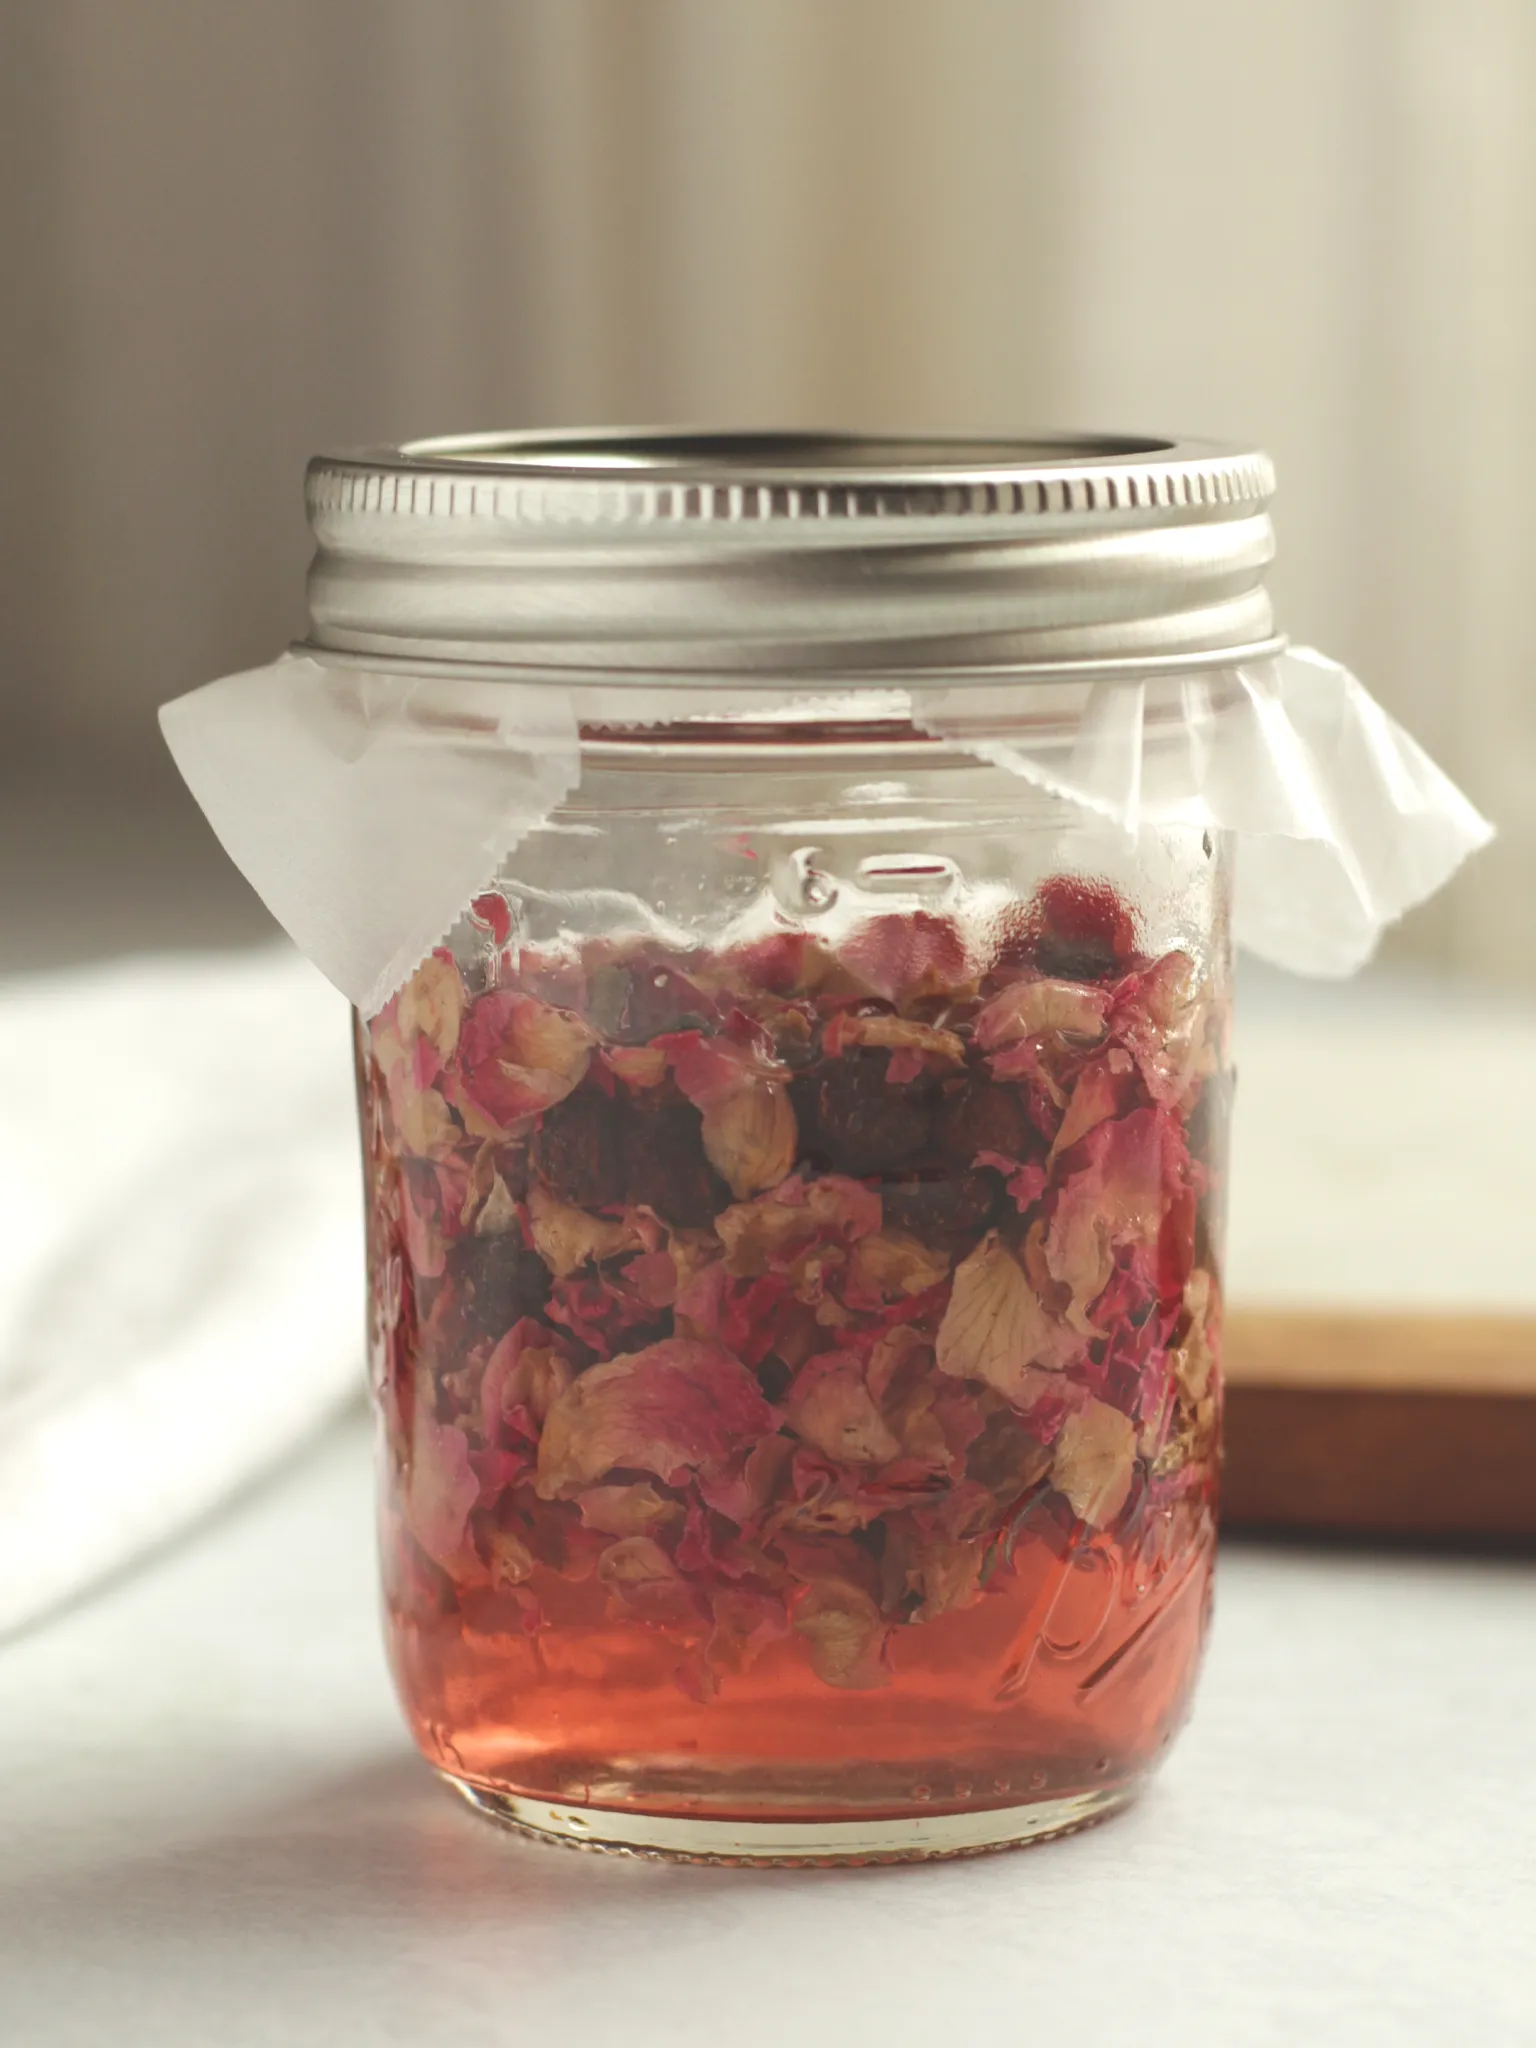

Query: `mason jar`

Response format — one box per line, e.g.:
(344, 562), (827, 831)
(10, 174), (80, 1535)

(304, 430), (1263, 1862)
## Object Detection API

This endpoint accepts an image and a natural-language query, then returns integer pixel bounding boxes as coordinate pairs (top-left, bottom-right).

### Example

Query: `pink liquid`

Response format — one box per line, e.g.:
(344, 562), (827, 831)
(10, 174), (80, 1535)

(359, 886), (1227, 1825)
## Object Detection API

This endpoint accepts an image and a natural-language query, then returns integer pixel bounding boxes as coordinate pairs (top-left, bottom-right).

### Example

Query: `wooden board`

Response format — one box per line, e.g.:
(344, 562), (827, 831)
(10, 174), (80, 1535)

(1221, 1310), (1536, 1542)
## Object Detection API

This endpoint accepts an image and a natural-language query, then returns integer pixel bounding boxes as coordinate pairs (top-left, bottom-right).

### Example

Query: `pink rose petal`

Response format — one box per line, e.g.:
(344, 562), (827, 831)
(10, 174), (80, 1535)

(535, 1339), (776, 1498)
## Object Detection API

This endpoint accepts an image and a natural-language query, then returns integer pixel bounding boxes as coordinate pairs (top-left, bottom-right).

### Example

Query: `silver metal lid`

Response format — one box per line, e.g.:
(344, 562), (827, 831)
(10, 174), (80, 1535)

(303, 429), (1279, 678)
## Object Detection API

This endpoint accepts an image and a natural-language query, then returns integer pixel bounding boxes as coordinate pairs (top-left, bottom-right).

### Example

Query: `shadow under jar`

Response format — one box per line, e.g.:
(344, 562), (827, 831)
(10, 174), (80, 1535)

(328, 428), (1269, 1863)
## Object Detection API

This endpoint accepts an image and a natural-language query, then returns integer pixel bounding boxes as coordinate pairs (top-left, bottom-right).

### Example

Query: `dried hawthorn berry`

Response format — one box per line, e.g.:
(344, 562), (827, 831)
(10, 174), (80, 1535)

(882, 1167), (999, 1241)
(788, 1071), (826, 1163)
(1035, 876), (1138, 979)
(533, 1085), (626, 1208)
(992, 876), (1139, 981)
(443, 1232), (550, 1338)
(933, 1076), (1038, 1166)
(624, 1094), (728, 1228)
(806, 1048), (931, 1176)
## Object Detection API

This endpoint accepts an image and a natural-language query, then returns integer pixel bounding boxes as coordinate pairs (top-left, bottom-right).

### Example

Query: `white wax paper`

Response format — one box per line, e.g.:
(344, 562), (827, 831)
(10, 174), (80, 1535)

(161, 645), (1491, 1006)
(160, 657), (580, 1016)
(909, 647), (1494, 975)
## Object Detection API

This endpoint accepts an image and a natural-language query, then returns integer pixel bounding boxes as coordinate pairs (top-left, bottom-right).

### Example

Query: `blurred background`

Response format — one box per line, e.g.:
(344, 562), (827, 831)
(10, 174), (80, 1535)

(2, 0), (1532, 981)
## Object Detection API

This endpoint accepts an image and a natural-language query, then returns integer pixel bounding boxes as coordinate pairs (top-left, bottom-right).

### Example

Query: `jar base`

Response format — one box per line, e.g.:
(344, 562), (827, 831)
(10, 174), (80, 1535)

(446, 1776), (1135, 1866)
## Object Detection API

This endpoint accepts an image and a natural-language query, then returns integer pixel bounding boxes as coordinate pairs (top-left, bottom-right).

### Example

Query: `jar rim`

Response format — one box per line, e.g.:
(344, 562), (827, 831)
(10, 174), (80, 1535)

(303, 426), (1278, 680)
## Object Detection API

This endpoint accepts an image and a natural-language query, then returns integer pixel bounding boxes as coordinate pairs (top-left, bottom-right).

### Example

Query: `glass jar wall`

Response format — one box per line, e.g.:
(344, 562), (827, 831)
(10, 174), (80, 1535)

(356, 730), (1230, 1861)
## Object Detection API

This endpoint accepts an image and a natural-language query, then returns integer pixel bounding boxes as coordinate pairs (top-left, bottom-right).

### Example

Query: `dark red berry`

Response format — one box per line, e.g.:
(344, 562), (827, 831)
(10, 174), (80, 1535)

(881, 1167), (999, 1242)
(992, 875), (1139, 981)
(805, 1049), (931, 1176)
(624, 1094), (728, 1228)
(933, 1077), (1039, 1165)
(533, 1086), (626, 1208)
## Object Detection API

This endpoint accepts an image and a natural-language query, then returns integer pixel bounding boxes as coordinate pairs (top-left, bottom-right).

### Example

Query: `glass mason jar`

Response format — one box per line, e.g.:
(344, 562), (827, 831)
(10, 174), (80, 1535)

(323, 431), (1263, 1862)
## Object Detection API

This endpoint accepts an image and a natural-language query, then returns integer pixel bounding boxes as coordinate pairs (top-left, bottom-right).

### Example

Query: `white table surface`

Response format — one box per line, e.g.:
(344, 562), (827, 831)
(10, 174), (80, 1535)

(2, 1415), (1532, 2048)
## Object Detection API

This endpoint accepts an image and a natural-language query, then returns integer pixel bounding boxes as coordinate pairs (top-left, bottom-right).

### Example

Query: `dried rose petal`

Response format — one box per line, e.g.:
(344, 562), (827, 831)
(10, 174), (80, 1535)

(1114, 951), (1216, 1109)
(471, 1446), (534, 1510)
(487, 1527), (535, 1587)
(700, 1081), (798, 1200)
(844, 1230), (951, 1306)
(786, 1351), (902, 1465)
(597, 1536), (702, 1628)
(1175, 1270), (1217, 1401)
(1051, 1397), (1137, 1526)
(967, 1406), (1055, 1501)
(663, 1028), (788, 1099)
(864, 1321), (930, 1404)
(723, 931), (844, 998)
(841, 911), (970, 1002)
(527, 1184), (642, 1279)
(577, 1483), (685, 1538)
(1044, 1106), (1181, 1330)
(452, 992), (595, 1136)
(936, 1231), (1080, 1403)
(481, 1319), (573, 1443)
(674, 1264), (796, 1368)
(697, 1432), (796, 1530)
(388, 1076), (461, 1160)
(708, 1588), (791, 1674)
(715, 1174), (881, 1277)
(983, 1036), (1069, 1115)
(973, 1153), (1048, 1215)
(624, 1249), (679, 1308)
(470, 891), (514, 948)
(542, 1270), (669, 1360)
(659, 1032), (797, 1199)
(823, 1011), (967, 1066)
(975, 976), (1110, 1051)
(535, 1338), (776, 1498)
(1050, 1060), (1125, 1160)
(604, 1043), (669, 1089)
(407, 1417), (479, 1566)
(792, 1578), (890, 1689)
(907, 1531), (990, 1622)
(395, 952), (466, 1062)
(472, 1171), (520, 1239)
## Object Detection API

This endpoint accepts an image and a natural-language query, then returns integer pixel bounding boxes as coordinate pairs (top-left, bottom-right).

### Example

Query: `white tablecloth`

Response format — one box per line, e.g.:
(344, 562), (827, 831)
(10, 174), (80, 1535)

(2, 1415), (1531, 2048)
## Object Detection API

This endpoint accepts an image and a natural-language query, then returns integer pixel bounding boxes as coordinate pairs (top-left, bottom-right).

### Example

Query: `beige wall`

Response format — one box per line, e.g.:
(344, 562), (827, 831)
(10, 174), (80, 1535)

(2, 0), (1532, 979)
